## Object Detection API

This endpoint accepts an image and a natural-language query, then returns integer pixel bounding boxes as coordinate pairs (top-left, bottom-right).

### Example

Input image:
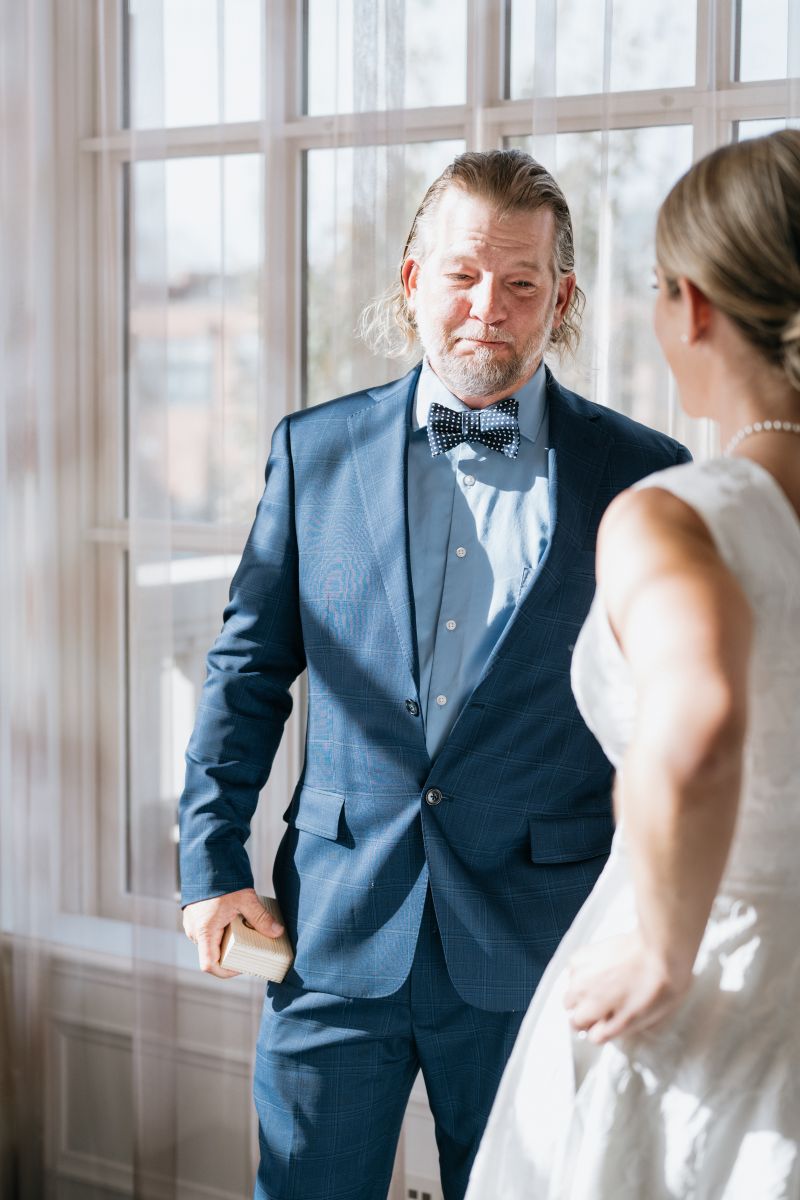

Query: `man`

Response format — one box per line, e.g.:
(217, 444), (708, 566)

(180, 149), (690, 1200)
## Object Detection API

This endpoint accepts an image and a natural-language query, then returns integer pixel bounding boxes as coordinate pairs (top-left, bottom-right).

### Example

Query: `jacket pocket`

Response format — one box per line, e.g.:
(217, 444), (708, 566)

(529, 811), (613, 864)
(290, 786), (345, 841)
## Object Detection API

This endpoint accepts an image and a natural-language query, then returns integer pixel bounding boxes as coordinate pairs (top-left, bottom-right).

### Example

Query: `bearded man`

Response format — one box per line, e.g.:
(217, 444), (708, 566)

(179, 149), (690, 1200)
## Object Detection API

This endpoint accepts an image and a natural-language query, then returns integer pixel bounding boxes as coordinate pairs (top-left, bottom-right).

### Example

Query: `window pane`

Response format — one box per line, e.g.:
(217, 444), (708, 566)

(507, 126), (693, 435)
(738, 0), (791, 81)
(304, 139), (464, 408)
(128, 551), (241, 899)
(508, 0), (697, 98)
(305, 0), (467, 114)
(737, 117), (789, 140)
(126, 0), (262, 129)
(127, 154), (262, 523)
(600, 126), (693, 432)
(506, 131), (606, 392)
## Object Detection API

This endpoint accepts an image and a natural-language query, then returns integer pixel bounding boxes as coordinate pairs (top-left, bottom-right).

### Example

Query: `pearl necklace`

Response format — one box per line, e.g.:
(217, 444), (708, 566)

(724, 418), (800, 456)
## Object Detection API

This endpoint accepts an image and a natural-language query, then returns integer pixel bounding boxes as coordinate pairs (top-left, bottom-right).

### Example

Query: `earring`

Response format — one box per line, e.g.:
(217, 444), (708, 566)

(680, 334), (689, 344)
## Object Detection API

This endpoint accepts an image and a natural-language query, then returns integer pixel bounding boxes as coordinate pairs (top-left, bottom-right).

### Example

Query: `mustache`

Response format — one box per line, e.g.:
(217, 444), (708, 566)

(452, 326), (515, 345)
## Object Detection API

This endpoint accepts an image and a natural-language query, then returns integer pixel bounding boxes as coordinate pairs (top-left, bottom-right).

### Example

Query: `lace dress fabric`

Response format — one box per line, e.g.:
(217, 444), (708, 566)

(466, 458), (800, 1199)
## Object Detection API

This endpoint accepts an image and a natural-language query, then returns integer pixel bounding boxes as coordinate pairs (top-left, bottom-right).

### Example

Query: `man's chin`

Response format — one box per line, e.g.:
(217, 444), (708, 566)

(437, 359), (523, 397)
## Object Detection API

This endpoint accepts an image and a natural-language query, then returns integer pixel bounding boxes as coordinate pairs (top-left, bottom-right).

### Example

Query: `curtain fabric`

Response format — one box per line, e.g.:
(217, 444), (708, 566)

(0, 0), (58, 1195)
(1, 1), (799, 1197)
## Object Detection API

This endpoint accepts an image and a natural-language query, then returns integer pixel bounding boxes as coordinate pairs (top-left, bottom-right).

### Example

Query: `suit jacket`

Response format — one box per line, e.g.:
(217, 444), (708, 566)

(179, 363), (691, 1011)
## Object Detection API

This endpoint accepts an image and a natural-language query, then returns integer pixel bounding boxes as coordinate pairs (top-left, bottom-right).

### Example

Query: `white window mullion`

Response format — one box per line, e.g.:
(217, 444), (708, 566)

(715, 77), (800, 119)
(53, 0), (105, 918)
(489, 91), (703, 137)
(258, 0), (306, 881)
(94, 0), (125, 136)
(281, 105), (470, 144)
(262, 0), (299, 425)
(466, 0), (505, 149)
(80, 124), (265, 157)
(693, 0), (738, 157)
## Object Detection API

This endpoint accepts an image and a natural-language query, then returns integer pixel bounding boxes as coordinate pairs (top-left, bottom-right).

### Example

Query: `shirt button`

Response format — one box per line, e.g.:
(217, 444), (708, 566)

(463, 474), (475, 487)
(445, 619), (457, 631)
(436, 694), (447, 706)
(405, 699), (420, 716)
(425, 787), (443, 806)
(455, 546), (467, 558)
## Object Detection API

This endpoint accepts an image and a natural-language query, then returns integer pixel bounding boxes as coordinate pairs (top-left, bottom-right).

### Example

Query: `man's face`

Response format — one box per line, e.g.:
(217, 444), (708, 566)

(401, 187), (575, 406)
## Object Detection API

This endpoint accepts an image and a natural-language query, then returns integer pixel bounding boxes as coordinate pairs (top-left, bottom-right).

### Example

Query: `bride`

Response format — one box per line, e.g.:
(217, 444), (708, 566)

(466, 129), (800, 1199)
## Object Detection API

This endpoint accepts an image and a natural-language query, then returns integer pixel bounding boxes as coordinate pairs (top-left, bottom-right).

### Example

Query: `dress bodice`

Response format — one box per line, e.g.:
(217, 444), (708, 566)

(467, 455), (800, 1200)
(571, 456), (800, 892)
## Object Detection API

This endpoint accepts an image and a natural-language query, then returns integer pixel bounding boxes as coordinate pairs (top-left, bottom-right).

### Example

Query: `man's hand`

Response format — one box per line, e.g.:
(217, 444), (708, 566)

(182, 888), (285, 979)
(563, 931), (693, 1045)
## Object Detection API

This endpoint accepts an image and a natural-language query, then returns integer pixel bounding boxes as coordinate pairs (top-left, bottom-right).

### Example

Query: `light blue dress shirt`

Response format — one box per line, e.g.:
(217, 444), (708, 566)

(408, 359), (551, 760)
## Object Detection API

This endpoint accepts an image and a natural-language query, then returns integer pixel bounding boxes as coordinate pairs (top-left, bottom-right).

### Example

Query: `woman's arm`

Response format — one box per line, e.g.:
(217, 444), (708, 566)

(564, 486), (753, 1043)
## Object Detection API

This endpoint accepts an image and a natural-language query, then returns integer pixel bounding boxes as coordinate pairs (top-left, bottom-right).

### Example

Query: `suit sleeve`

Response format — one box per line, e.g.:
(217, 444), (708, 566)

(675, 442), (693, 465)
(178, 416), (306, 905)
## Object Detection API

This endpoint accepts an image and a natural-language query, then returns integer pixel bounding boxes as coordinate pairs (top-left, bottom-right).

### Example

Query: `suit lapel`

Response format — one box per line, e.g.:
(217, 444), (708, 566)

(348, 366), (422, 687)
(468, 372), (613, 693)
(520, 374), (612, 607)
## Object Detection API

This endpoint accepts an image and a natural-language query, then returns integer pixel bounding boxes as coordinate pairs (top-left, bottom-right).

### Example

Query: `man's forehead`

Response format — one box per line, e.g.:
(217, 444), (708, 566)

(426, 186), (555, 257)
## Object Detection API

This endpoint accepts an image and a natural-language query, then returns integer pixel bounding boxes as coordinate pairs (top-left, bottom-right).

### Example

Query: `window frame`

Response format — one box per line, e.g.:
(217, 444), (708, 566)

(62, 0), (796, 932)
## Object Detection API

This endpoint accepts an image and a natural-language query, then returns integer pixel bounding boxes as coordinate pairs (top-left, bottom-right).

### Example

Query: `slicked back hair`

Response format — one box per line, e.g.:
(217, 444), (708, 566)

(359, 148), (585, 359)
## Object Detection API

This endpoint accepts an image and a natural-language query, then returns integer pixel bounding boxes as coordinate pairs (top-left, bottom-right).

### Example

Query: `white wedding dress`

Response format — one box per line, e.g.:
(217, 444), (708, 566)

(466, 457), (800, 1200)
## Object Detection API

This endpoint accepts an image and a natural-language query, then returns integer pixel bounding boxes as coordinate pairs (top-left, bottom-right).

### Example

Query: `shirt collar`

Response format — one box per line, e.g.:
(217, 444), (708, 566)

(412, 357), (547, 444)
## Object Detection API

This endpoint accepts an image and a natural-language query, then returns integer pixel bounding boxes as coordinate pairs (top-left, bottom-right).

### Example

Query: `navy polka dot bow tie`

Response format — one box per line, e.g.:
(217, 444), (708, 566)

(427, 397), (521, 460)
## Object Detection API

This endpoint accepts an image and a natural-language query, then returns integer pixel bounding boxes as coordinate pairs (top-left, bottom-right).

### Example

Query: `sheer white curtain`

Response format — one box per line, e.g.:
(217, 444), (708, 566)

(1, 2), (800, 1198)
(515, 0), (701, 454)
(516, 0), (800, 461)
(1, 0), (59, 1195)
(110, 0), (417, 1193)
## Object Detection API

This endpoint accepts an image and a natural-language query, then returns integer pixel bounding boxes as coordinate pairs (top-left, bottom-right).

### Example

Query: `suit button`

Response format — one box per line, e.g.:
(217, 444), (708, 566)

(405, 699), (420, 717)
(425, 787), (443, 806)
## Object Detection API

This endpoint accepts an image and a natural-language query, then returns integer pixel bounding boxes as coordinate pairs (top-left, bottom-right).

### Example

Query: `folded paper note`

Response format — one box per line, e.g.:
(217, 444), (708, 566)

(219, 896), (294, 982)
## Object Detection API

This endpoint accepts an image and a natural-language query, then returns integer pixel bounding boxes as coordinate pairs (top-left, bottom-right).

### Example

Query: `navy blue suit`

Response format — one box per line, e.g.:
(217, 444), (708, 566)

(179, 364), (690, 1198)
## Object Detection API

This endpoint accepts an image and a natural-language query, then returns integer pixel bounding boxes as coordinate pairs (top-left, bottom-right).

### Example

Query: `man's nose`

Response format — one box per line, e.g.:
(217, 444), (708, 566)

(469, 277), (507, 326)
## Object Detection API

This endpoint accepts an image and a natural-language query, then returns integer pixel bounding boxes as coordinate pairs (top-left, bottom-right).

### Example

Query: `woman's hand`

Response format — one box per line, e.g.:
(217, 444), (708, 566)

(563, 931), (693, 1045)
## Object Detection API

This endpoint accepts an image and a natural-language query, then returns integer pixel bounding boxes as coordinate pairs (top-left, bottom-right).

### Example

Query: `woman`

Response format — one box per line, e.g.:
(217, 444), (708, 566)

(466, 130), (800, 1198)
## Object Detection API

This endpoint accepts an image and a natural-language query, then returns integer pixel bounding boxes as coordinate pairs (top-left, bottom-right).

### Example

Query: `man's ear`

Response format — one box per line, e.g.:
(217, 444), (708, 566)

(551, 272), (577, 330)
(401, 256), (420, 309)
(678, 277), (713, 344)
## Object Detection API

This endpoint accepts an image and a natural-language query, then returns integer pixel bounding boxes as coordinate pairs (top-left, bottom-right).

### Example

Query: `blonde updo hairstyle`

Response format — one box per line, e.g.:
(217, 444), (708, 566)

(656, 129), (800, 393)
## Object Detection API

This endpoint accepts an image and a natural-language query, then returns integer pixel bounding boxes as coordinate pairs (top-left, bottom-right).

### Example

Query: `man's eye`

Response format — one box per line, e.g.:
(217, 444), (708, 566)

(447, 273), (471, 282)
(512, 280), (535, 289)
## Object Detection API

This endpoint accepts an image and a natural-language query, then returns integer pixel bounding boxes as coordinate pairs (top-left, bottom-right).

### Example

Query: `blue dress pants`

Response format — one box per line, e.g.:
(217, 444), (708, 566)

(253, 891), (527, 1200)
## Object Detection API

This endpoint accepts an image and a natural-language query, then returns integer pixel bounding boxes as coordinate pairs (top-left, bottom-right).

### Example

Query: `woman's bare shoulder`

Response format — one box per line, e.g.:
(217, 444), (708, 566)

(596, 482), (752, 665)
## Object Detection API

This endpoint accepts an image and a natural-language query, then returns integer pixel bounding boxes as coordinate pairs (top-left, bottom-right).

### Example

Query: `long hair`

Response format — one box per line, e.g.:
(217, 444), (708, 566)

(359, 149), (585, 360)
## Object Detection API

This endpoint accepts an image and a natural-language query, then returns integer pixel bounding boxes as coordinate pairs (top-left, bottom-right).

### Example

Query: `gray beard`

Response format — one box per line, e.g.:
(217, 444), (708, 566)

(415, 314), (552, 400)
(435, 340), (542, 397)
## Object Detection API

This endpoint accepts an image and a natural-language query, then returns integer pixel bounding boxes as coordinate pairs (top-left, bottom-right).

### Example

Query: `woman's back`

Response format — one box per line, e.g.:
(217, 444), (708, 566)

(467, 454), (800, 1200)
(629, 456), (800, 895)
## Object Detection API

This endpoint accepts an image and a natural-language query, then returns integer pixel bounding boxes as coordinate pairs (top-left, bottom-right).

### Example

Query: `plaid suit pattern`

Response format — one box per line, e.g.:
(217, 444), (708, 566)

(253, 891), (527, 1200)
(179, 364), (690, 1012)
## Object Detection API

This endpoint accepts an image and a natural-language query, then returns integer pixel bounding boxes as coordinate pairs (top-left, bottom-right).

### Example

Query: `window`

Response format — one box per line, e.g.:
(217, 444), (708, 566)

(506, 126), (693, 424)
(737, 0), (792, 82)
(508, 0), (698, 97)
(71, 0), (796, 923)
(304, 139), (465, 407)
(305, 0), (468, 113)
